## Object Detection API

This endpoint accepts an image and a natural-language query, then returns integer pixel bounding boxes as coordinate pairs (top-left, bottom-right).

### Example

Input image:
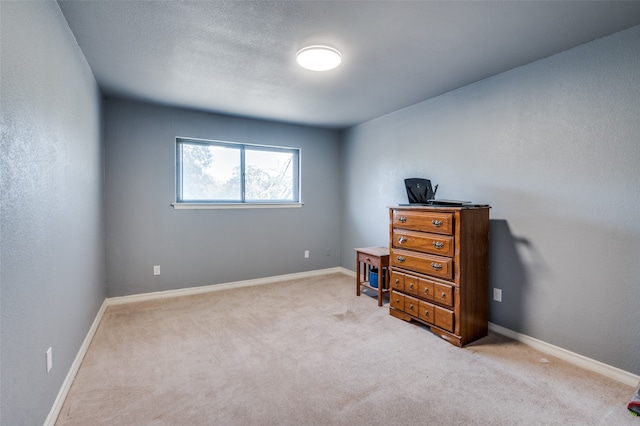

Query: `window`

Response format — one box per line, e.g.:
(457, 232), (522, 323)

(175, 137), (300, 205)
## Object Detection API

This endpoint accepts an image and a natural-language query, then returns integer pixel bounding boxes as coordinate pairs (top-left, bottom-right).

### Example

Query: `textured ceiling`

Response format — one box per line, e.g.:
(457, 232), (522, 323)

(57, 1), (640, 129)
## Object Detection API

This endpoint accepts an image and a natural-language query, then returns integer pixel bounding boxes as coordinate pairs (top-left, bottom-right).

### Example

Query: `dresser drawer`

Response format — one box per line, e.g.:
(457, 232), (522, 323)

(393, 229), (454, 257)
(404, 295), (420, 317)
(389, 270), (405, 292)
(418, 278), (434, 301)
(392, 210), (453, 235)
(391, 249), (453, 280)
(404, 274), (419, 296)
(434, 282), (454, 308)
(390, 291), (405, 311)
(419, 300), (435, 324)
(435, 306), (454, 332)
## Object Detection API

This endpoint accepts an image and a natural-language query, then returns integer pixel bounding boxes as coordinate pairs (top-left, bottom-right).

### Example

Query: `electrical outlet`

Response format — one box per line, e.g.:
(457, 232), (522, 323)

(153, 265), (161, 276)
(304, 250), (309, 258)
(493, 288), (502, 302)
(46, 347), (53, 373)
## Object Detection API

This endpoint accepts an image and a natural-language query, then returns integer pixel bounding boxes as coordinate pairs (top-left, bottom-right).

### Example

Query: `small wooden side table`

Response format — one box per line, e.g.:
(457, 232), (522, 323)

(355, 246), (390, 306)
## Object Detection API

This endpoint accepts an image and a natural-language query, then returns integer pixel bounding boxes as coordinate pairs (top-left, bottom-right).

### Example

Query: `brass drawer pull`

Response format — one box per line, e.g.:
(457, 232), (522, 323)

(424, 288), (429, 295)
(408, 282), (414, 289)
(424, 311), (429, 317)
(431, 262), (443, 270)
(441, 292), (447, 300)
(397, 256), (405, 262)
(432, 241), (444, 249)
(398, 216), (407, 223)
(409, 304), (414, 310)
(394, 278), (400, 284)
(432, 219), (443, 227)
(398, 236), (407, 244)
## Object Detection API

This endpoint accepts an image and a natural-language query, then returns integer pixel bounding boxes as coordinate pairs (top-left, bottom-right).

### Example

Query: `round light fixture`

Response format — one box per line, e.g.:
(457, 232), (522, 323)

(296, 45), (342, 71)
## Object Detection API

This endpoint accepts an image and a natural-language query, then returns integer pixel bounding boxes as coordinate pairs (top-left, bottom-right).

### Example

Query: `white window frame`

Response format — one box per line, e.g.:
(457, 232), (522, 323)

(173, 137), (302, 209)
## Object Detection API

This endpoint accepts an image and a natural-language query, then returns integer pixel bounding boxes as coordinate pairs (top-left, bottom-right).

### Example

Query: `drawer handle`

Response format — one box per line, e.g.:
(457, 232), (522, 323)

(398, 216), (407, 223)
(424, 288), (429, 295)
(395, 298), (400, 303)
(431, 262), (443, 270)
(424, 311), (429, 317)
(441, 292), (447, 300)
(432, 219), (443, 227)
(398, 236), (407, 244)
(432, 241), (444, 249)
(409, 282), (414, 289)
(397, 256), (405, 263)
(394, 278), (400, 284)
(409, 304), (414, 310)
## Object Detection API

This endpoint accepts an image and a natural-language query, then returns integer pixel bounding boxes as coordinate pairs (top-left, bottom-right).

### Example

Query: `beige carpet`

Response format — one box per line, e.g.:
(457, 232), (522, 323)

(56, 273), (636, 425)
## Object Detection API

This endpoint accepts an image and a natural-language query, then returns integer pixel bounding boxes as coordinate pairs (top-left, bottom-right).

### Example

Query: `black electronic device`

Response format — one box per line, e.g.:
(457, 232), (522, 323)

(404, 178), (437, 204)
(427, 199), (472, 206)
(403, 178), (480, 207)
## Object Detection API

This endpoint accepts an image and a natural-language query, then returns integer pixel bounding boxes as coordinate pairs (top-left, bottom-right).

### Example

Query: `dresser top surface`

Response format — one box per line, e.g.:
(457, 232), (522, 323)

(390, 204), (490, 211)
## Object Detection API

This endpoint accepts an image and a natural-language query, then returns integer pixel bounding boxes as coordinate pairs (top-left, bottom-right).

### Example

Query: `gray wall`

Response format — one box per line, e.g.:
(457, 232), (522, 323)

(104, 99), (341, 297)
(340, 25), (640, 375)
(0, 2), (105, 425)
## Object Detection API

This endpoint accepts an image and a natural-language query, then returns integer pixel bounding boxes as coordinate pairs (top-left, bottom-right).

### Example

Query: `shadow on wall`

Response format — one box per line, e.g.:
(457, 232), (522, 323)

(489, 219), (529, 332)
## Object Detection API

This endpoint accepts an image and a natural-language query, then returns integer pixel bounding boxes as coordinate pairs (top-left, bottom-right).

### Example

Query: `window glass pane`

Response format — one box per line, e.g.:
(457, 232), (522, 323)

(181, 143), (241, 201)
(245, 148), (295, 201)
(177, 138), (299, 204)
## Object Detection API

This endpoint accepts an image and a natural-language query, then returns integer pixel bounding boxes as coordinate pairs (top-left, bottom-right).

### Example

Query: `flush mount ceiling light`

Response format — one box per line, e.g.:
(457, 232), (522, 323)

(296, 45), (342, 71)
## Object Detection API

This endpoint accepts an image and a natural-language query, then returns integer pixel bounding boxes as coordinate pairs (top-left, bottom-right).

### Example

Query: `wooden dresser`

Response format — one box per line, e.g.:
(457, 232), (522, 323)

(388, 205), (490, 347)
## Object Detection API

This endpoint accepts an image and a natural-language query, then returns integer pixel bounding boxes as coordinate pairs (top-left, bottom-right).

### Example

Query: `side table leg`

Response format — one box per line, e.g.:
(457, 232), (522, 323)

(356, 257), (361, 297)
(377, 266), (383, 306)
(378, 266), (388, 307)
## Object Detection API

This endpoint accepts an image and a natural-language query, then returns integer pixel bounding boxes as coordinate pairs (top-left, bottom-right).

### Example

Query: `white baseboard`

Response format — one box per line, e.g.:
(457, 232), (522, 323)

(107, 267), (347, 306)
(339, 266), (356, 277)
(489, 322), (640, 387)
(44, 299), (108, 426)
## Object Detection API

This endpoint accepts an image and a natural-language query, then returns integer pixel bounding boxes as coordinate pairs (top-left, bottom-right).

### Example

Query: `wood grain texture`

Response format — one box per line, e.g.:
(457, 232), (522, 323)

(388, 206), (490, 347)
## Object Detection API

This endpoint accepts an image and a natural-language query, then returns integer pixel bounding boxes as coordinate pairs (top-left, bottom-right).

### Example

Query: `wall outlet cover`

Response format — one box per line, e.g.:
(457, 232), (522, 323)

(46, 347), (53, 373)
(493, 288), (502, 302)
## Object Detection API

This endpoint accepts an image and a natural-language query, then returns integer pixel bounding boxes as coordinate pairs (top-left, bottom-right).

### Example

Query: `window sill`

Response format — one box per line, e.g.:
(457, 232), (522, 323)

(171, 203), (304, 210)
